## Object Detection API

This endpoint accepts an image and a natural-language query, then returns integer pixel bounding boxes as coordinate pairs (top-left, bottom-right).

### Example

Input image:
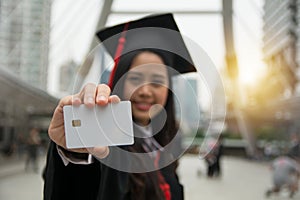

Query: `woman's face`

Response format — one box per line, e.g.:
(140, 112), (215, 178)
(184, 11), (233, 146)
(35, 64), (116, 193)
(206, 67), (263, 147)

(123, 51), (169, 126)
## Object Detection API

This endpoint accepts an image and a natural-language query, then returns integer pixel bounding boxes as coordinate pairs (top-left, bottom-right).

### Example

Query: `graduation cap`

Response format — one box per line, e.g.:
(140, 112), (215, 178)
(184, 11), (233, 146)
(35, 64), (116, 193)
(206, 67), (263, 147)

(96, 13), (196, 87)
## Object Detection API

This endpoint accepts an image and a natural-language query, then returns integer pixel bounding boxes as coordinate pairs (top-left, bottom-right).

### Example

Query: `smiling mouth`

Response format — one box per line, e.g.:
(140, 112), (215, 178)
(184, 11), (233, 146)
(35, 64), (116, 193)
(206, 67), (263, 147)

(134, 102), (152, 111)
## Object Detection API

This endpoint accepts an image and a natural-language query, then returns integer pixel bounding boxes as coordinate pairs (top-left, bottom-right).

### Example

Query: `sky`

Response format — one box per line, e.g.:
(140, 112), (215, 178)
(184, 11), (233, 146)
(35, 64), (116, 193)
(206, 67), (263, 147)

(48, 0), (265, 97)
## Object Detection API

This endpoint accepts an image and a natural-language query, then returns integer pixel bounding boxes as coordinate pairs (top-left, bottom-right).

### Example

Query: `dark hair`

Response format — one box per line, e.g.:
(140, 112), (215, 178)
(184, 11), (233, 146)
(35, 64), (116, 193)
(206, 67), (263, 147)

(111, 49), (177, 144)
(110, 49), (178, 199)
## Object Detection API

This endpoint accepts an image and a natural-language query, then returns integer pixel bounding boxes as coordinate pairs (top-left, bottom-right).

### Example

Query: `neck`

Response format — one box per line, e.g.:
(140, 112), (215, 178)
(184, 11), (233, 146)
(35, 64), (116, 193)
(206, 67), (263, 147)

(134, 119), (150, 127)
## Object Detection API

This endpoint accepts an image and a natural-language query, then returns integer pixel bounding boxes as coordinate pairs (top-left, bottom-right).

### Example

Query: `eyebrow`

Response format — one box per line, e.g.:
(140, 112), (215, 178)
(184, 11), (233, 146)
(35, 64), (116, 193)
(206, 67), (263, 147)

(127, 72), (167, 79)
(152, 74), (167, 79)
(127, 72), (143, 76)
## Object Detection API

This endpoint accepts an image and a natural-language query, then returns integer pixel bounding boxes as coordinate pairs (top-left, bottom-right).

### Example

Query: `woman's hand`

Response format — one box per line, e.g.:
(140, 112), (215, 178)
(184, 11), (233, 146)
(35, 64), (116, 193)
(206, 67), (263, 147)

(48, 83), (120, 159)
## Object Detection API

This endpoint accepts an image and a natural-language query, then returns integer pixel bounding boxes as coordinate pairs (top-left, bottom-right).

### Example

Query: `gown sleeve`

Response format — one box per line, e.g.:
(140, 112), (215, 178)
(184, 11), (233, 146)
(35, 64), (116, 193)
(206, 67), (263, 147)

(43, 141), (101, 200)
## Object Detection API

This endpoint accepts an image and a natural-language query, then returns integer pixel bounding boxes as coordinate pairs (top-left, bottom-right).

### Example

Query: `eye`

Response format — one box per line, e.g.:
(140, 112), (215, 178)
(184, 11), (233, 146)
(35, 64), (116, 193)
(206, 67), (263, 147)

(127, 76), (143, 85)
(151, 79), (168, 87)
(151, 74), (168, 86)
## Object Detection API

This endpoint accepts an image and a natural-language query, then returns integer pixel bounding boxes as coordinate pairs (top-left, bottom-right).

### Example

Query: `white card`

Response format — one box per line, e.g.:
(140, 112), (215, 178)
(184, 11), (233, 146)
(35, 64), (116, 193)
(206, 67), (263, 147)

(63, 101), (134, 149)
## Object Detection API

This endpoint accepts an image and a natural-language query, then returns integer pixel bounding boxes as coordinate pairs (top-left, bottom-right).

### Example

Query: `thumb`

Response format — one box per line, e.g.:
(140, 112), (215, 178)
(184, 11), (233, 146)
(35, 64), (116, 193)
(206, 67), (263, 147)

(87, 146), (110, 159)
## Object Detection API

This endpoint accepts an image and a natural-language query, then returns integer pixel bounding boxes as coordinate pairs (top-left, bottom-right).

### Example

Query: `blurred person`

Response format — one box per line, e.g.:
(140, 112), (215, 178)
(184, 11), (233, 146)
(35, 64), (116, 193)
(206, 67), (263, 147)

(265, 155), (300, 198)
(25, 127), (41, 172)
(43, 13), (197, 200)
(288, 132), (300, 162)
(15, 132), (26, 158)
(264, 142), (272, 160)
(202, 136), (223, 178)
(214, 135), (224, 177)
(264, 142), (280, 161)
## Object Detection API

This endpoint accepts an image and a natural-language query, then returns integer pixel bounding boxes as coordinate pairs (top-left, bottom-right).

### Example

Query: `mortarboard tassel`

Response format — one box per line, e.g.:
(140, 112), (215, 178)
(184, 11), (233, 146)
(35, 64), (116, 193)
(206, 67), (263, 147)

(108, 22), (130, 88)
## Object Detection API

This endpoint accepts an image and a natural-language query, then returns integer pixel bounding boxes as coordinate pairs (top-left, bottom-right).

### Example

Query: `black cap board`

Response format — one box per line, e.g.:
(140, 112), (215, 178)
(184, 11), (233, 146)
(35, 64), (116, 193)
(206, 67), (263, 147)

(96, 13), (196, 86)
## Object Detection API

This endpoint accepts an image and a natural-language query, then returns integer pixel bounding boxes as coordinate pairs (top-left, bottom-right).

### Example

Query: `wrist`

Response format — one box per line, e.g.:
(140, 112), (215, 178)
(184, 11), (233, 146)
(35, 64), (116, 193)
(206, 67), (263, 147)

(58, 146), (89, 160)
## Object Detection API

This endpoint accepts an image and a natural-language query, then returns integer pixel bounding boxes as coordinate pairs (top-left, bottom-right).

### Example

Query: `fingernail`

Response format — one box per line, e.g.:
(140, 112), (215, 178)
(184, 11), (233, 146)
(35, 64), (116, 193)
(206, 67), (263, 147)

(87, 97), (94, 104)
(97, 95), (106, 102)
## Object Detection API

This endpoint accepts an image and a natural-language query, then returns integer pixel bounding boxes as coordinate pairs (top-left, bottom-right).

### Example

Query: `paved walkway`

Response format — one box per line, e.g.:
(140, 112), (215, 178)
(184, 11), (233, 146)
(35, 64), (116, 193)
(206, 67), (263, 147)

(178, 155), (300, 200)
(0, 154), (46, 200)
(0, 154), (299, 200)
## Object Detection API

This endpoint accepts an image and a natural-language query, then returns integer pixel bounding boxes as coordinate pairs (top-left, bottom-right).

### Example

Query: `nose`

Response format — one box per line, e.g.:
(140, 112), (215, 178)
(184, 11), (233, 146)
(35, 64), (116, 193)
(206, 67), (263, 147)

(137, 84), (152, 97)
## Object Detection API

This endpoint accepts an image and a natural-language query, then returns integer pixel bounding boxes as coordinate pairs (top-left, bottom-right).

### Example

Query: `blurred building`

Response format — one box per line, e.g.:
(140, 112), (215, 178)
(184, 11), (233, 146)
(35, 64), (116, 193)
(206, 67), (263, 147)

(263, 0), (298, 95)
(173, 76), (201, 132)
(0, 0), (51, 90)
(249, 0), (300, 133)
(59, 60), (77, 95)
(100, 68), (111, 84)
(0, 0), (56, 153)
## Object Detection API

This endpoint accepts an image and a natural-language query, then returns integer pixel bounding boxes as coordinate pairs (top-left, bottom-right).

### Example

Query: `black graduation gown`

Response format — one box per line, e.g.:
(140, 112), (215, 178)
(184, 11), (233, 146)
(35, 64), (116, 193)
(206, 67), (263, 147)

(43, 142), (184, 200)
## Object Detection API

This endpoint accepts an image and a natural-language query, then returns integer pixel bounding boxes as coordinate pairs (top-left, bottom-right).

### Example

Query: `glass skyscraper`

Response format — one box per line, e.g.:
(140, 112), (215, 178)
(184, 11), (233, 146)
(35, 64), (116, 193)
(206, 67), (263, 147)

(0, 0), (51, 90)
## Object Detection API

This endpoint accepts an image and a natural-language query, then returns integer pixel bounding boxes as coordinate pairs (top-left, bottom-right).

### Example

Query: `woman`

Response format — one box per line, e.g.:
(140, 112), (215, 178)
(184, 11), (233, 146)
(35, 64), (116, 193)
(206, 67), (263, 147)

(43, 13), (196, 200)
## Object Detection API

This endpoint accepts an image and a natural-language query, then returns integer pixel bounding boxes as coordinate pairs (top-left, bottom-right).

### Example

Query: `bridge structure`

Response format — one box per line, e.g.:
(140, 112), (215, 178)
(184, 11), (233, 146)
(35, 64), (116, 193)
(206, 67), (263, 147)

(1, 0), (300, 158)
